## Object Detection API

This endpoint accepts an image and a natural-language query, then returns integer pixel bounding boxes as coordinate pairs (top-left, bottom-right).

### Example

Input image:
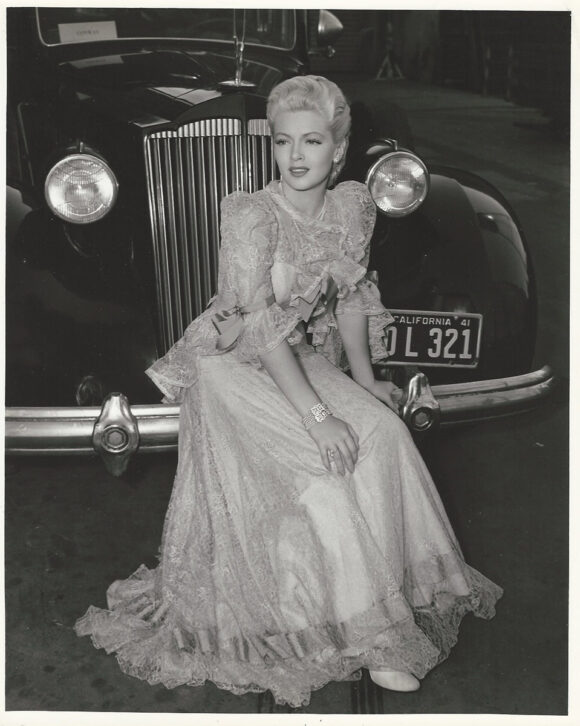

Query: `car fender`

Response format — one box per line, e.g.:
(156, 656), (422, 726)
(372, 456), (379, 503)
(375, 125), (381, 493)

(6, 182), (160, 407)
(369, 167), (536, 380)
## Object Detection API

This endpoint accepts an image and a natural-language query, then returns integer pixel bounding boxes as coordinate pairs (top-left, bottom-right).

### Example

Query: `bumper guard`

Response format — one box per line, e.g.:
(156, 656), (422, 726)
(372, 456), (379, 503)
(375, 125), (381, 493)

(5, 365), (555, 475)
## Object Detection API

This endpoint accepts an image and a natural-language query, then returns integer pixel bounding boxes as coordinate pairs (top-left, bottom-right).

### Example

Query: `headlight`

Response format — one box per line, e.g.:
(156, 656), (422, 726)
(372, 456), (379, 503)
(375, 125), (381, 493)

(45, 154), (118, 224)
(366, 151), (429, 217)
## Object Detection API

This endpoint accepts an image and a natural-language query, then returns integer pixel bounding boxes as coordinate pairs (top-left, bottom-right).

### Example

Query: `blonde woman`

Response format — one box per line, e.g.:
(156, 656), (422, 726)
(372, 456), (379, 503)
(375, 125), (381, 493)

(76, 76), (502, 708)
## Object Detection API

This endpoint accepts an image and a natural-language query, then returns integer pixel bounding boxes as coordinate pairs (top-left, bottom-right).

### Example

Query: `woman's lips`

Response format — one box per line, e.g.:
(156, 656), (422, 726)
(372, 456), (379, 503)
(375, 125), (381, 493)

(289, 167), (308, 177)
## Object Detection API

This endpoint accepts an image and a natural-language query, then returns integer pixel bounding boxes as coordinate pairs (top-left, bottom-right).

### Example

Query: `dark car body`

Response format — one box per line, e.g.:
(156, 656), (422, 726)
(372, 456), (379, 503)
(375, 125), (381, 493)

(5, 8), (553, 474)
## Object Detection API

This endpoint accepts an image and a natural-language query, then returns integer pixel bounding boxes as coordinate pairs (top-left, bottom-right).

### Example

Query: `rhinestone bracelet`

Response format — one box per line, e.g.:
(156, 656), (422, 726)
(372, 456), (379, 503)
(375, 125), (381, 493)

(302, 402), (333, 430)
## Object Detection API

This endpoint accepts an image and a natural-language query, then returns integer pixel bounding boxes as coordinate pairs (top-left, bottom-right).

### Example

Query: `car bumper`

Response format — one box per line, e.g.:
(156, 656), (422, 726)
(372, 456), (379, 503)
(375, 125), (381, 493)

(5, 365), (555, 474)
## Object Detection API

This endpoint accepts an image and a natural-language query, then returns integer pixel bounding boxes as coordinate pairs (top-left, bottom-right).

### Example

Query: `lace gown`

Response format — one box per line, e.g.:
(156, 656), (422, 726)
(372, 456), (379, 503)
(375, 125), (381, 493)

(75, 180), (503, 708)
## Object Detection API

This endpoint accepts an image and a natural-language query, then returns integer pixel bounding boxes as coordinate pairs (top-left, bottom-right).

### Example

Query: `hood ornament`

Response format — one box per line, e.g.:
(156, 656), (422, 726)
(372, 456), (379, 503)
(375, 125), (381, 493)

(219, 10), (255, 89)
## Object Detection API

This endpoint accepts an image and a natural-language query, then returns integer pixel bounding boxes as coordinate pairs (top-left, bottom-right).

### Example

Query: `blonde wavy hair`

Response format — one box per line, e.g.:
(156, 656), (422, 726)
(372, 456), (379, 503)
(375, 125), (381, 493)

(266, 75), (351, 187)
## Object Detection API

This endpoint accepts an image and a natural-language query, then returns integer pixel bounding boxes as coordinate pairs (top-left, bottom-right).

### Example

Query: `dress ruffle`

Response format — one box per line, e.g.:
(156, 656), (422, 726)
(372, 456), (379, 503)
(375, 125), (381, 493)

(145, 309), (216, 403)
(229, 301), (304, 363)
(264, 180), (395, 368)
(146, 300), (304, 404)
(75, 555), (502, 708)
(336, 277), (396, 365)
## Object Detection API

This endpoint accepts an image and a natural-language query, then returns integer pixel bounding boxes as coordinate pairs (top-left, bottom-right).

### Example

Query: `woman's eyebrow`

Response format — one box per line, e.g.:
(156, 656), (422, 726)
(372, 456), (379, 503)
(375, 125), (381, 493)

(274, 130), (325, 138)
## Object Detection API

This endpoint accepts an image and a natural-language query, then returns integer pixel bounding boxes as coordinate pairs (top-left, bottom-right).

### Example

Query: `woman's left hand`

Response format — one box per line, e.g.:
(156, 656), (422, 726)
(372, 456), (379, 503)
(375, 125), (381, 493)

(364, 380), (404, 413)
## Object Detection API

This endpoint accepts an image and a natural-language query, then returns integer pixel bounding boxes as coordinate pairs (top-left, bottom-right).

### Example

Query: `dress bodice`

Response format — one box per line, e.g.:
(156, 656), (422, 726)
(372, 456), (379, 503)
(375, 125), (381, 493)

(146, 180), (394, 403)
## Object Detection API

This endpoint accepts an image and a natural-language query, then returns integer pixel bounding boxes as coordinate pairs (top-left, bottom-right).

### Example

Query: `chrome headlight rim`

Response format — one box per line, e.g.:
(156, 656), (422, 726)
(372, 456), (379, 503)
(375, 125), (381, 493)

(365, 150), (430, 218)
(44, 153), (119, 225)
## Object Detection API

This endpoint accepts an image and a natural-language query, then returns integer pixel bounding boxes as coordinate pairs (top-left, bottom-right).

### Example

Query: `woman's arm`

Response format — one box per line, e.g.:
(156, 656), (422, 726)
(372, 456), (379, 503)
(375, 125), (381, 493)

(259, 340), (359, 475)
(336, 312), (402, 412)
(335, 312), (375, 390)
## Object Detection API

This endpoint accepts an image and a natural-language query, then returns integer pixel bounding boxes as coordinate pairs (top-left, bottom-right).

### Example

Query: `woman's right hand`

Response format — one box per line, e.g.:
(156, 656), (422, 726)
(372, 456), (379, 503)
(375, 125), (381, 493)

(308, 416), (359, 476)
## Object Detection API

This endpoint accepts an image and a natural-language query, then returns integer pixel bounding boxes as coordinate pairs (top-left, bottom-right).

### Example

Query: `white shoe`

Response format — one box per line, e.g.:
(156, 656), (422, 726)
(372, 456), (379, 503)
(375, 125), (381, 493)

(369, 669), (420, 692)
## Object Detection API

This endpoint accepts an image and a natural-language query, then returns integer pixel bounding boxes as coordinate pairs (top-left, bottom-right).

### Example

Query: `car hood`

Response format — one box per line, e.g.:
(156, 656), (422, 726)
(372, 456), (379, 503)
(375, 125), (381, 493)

(57, 47), (288, 119)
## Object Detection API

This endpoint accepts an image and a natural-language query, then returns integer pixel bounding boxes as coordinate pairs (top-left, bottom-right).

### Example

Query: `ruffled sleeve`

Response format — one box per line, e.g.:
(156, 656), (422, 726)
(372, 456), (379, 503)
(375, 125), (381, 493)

(145, 191), (302, 402)
(215, 192), (303, 361)
(333, 181), (395, 364)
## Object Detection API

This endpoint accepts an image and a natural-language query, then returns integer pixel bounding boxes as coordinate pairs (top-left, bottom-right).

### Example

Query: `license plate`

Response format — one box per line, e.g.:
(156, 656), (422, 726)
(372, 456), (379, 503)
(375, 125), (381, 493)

(384, 309), (483, 368)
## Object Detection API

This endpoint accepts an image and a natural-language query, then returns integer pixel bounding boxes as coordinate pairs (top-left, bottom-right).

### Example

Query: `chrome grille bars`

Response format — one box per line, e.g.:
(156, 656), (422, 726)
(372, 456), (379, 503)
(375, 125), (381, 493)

(144, 118), (277, 353)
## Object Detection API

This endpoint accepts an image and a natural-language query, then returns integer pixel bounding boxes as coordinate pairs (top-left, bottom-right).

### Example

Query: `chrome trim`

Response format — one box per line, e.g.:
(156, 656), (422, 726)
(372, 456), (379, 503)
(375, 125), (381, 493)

(197, 134), (212, 304)
(366, 150), (429, 218)
(5, 367), (556, 468)
(186, 138), (203, 315)
(148, 118), (242, 139)
(164, 136), (185, 336)
(175, 137), (193, 320)
(44, 153), (119, 224)
(93, 393), (139, 475)
(143, 117), (277, 353)
(400, 372), (441, 431)
(5, 403), (180, 455)
(396, 366), (555, 432)
(248, 119), (271, 136)
(208, 135), (220, 280)
(317, 9), (343, 45)
(144, 137), (171, 349)
(434, 365), (556, 426)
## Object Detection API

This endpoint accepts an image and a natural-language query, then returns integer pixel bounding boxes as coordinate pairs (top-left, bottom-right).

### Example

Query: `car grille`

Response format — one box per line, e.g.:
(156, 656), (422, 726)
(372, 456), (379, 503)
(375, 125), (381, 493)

(144, 118), (277, 353)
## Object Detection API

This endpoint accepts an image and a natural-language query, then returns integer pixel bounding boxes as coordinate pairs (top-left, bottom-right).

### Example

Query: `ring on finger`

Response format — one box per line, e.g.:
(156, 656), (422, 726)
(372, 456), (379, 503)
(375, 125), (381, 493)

(327, 449), (336, 460)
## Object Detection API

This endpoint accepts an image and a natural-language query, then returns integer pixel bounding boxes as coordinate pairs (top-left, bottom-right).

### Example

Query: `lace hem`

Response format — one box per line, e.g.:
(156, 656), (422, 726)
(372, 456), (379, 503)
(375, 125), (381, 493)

(75, 563), (502, 708)
(145, 310), (216, 403)
(369, 312), (395, 364)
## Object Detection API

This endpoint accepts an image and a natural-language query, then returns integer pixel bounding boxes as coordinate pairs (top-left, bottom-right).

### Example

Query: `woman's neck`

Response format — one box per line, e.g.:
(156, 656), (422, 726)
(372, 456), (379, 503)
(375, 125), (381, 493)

(279, 180), (327, 219)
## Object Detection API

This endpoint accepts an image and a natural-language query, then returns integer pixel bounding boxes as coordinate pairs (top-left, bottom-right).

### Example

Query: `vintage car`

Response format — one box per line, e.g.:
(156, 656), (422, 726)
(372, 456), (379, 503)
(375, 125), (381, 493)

(5, 7), (554, 475)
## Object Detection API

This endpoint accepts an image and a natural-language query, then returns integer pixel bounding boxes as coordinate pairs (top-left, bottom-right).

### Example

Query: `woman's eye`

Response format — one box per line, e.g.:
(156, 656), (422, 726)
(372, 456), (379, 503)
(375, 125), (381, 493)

(306, 138), (322, 145)
(275, 139), (288, 146)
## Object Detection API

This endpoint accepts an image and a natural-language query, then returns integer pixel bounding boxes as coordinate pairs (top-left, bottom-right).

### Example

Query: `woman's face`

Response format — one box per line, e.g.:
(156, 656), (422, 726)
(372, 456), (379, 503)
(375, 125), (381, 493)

(272, 109), (341, 196)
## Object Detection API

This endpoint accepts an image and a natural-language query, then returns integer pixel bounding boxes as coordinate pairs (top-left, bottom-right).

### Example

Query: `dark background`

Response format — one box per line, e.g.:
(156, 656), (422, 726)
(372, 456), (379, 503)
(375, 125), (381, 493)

(312, 10), (570, 139)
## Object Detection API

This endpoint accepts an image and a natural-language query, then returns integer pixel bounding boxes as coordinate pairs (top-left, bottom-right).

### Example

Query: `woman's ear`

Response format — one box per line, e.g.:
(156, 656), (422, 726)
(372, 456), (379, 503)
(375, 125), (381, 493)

(334, 140), (347, 164)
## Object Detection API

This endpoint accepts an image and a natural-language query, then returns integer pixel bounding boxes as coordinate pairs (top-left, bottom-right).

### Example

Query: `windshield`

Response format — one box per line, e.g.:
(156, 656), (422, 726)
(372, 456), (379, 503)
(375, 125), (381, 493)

(37, 8), (296, 50)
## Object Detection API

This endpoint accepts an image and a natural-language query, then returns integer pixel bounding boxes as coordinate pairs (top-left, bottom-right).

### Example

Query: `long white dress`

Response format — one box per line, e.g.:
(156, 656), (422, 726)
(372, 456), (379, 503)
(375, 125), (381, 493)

(75, 180), (503, 708)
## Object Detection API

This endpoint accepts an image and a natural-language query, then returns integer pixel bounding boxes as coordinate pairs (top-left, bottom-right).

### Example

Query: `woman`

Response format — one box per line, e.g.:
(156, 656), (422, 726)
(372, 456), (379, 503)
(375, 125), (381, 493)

(76, 76), (502, 707)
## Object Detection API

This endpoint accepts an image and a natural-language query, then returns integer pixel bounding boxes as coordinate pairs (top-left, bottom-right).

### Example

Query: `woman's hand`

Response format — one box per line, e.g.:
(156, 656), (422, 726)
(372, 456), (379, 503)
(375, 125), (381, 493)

(364, 380), (404, 413)
(308, 416), (359, 476)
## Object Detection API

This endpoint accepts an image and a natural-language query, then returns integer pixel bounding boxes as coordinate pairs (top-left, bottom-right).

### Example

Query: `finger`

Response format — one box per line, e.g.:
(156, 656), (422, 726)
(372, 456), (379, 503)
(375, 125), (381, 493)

(337, 443), (354, 475)
(391, 387), (404, 403)
(347, 424), (360, 447)
(348, 427), (359, 453)
(346, 429), (359, 462)
(343, 434), (359, 465)
(384, 397), (399, 413)
(327, 447), (342, 473)
(332, 447), (346, 476)
(319, 445), (331, 472)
